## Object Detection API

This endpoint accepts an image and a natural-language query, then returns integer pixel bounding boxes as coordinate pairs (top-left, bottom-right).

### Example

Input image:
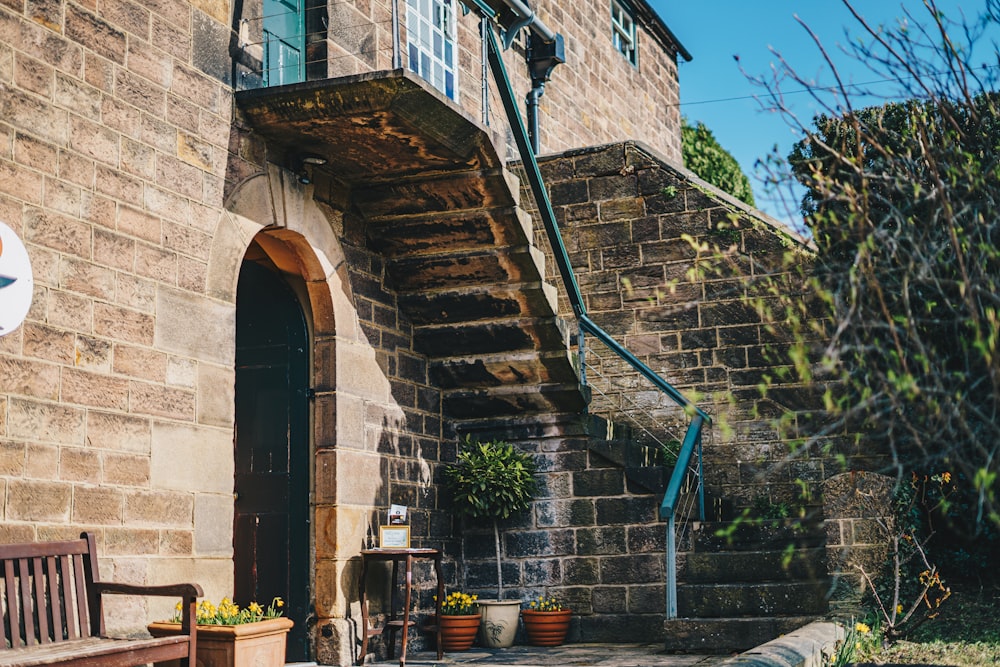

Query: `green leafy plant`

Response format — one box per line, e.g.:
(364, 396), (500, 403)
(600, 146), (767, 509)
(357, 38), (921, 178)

(524, 595), (565, 612)
(444, 436), (537, 596)
(681, 118), (755, 205)
(170, 596), (284, 625)
(830, 618), (879, 666)
(436, 590), (480, 615)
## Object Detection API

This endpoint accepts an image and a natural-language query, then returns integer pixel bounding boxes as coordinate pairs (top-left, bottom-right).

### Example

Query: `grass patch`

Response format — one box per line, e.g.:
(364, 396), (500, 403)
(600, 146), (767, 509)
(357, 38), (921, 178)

(857, 585), (1000, 665)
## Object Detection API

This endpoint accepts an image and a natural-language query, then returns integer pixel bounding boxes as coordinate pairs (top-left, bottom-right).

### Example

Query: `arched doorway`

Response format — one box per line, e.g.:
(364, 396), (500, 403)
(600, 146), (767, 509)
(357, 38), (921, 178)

(234, 255), (311, 661)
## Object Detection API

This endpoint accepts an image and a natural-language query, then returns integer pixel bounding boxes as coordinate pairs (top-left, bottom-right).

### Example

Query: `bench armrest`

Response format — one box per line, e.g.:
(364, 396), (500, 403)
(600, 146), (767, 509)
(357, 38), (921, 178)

(91, 581), (203, 634)
(91, 582), (203, 598)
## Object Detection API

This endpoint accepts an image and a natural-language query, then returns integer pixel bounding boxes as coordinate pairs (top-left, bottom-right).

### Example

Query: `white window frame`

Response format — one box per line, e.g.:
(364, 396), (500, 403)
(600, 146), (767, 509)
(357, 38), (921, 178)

(406, 0), (459, 100)
(611, 0), (638, 67)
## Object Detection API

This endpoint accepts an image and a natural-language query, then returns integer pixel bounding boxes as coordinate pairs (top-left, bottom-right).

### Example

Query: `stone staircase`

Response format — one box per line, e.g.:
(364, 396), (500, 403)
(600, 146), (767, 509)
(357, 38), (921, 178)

(665, 517), (829, 653)
(357, 175), (586, 421)
(236, 71), (586, 424)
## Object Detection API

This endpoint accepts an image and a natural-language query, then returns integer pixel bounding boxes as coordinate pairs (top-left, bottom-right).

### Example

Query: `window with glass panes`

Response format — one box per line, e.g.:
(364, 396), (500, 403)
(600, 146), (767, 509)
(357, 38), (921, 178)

(406, 0), (458, 100)
(263, 0), (305, 85)
(611, 0), (637, 66)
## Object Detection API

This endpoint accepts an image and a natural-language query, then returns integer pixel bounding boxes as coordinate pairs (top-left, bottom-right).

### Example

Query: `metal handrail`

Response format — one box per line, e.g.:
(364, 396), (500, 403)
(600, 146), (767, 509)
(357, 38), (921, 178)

(481, 19), (709, 621)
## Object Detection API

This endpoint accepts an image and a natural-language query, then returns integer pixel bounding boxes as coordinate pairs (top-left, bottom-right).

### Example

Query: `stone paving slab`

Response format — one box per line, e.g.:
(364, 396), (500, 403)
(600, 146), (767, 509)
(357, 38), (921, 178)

(365, 644), (732, 667)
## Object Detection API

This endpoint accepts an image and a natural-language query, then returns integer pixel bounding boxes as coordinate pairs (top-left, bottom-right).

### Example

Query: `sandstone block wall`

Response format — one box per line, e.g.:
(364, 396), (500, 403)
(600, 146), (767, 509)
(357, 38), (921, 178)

(0, 0), (238, 630)
(231, 0), (684, 163)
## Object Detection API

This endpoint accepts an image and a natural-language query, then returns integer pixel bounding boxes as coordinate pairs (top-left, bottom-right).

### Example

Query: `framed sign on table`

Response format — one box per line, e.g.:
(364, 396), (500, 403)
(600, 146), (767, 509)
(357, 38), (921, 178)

(379, 525), (410, 549)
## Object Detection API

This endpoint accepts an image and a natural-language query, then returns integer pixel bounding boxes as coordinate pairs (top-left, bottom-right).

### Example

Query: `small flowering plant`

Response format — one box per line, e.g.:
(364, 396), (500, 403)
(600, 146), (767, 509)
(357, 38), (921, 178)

(436, 591), (479, 616)
(170, 596), (284, 625)
(525, 595), (565, 612)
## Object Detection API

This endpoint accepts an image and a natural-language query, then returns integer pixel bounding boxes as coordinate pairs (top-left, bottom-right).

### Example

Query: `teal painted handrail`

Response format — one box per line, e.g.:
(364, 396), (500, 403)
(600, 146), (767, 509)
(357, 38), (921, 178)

(482, 17), (707, 622)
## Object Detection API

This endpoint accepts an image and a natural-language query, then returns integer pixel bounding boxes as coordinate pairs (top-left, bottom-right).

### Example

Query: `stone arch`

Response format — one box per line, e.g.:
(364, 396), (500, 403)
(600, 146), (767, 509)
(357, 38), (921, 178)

(205, 164), (350, 659)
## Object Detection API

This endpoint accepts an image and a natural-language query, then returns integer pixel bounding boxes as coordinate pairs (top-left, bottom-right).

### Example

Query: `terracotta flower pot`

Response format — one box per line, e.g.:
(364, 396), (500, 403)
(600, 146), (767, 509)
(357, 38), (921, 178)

(147, 617), (293, 667)
(438, 613), (481, 652)
(520, 609), (571, 646)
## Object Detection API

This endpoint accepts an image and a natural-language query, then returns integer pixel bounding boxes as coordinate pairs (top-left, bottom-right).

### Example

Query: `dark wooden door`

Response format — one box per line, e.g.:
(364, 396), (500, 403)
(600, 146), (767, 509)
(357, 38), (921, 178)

(234, 261), (310, 661)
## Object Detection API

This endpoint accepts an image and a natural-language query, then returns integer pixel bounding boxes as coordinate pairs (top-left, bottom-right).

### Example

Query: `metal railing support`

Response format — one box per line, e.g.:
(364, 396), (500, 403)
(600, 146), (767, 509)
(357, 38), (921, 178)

(391, 0), (401, 69)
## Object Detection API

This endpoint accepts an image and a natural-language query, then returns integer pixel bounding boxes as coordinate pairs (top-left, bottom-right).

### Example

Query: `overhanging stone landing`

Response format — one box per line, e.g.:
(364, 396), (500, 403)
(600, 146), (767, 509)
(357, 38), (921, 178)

(236, 71), (586, 421)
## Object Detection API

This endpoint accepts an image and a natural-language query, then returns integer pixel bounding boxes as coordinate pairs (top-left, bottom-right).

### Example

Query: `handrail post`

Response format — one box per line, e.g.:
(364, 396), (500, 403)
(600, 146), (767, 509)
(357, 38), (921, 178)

(697, 430), (705, 521)
(666, 513), (677, 619)
(481, 16), (490, 126)
(392, 0), (402, 69)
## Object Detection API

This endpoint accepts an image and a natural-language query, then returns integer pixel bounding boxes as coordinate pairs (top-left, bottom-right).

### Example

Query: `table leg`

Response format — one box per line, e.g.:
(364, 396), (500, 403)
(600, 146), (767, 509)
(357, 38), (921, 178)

(358, 556), (370, 665)
(387, 559), (400, 659)
(433, 553), (443, 660)
(400, 554), (413, 667)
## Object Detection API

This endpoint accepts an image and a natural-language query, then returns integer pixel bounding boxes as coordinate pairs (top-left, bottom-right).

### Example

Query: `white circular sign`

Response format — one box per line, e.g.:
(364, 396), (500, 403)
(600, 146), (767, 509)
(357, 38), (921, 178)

(0, 222), (34, 337)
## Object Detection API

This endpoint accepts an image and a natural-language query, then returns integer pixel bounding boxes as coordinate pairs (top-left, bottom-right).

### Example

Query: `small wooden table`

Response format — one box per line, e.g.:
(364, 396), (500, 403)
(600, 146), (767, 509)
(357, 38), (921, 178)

(358, 548), (443, 666)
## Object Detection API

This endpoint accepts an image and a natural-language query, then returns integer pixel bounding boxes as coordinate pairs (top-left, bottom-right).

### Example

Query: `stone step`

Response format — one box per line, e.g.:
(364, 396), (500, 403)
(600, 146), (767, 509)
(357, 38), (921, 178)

(430, 350), (578, 389)
(366, 207), (532, 258)
(386, 245), (546, 292)
(690, 519), (825, 552)
(442, 382), (589, 419)
(398, 282), (558, 325)
(664, 616), (817, 654)
(354, 168), (520, 218)
(413, 317), (569, 357)
(678, 580), (828, 618)
(679, 547), (827, 584)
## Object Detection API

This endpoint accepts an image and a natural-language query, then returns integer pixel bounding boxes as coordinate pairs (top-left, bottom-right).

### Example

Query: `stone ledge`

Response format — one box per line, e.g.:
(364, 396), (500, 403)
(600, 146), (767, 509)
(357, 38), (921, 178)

(718, 620), (843, 667)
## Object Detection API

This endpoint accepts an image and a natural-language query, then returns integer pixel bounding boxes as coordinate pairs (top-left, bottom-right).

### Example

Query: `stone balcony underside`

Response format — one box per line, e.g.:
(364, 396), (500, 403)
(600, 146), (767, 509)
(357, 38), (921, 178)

(236, 70), (586, 420)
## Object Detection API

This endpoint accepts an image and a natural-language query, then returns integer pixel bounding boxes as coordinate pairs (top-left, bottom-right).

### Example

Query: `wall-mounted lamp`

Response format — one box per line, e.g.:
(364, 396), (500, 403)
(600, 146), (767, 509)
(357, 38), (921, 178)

(293, 153), (328, 184)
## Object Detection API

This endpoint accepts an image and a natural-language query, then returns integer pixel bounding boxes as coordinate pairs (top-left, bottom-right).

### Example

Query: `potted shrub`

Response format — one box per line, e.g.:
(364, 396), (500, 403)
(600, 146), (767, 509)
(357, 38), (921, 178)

(433, 590), (481, 652)
(148, 596), (292, 667)
(443, 436), (537, 648)
(521, 595), (572, 646)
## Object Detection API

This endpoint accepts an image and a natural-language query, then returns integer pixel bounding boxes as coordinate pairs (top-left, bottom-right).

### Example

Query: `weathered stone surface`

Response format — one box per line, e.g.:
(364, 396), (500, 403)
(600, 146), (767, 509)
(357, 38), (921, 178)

(194, 493), (233, 555)
(150, 421), (232, 494)
(7, 479), (72, 521)
(9, 398), (86, 445)
(154, 286), (235, 365)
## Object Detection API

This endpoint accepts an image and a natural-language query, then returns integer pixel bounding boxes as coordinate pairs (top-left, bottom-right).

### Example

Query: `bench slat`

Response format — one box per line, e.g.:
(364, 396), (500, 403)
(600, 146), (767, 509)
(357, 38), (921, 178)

(30, 558), (48, 646)
(71, 554), (89, 639)
(44, 557), (61, 644)
(57, 555), (76, 641)
(5, 560), (21, 649)
(17, 559), (35, 648)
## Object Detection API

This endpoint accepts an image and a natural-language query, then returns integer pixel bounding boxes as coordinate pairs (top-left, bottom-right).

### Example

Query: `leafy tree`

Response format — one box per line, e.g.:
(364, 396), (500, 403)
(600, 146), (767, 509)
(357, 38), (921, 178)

(744, 0), (1000, 536)
(681, 119), (756, 206)
(443, 436), (537, 596)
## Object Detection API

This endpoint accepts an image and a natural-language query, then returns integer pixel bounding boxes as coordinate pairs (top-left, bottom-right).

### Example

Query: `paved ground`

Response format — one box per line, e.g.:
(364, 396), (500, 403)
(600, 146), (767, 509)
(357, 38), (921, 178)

(365, 644), (732, 667)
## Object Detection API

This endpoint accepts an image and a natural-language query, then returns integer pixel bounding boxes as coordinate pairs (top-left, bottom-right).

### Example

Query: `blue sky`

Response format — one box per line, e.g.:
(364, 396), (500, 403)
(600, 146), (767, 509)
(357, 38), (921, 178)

(648, 1), (996, 225)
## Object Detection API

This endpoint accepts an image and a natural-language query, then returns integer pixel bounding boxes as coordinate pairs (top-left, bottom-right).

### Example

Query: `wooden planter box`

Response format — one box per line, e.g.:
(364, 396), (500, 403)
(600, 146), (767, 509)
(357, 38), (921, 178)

(148, 617), (293, 667)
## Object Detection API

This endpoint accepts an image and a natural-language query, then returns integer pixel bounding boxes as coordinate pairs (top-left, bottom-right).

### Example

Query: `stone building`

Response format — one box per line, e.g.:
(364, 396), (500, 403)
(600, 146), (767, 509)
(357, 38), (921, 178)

(0, 0), (853, 663)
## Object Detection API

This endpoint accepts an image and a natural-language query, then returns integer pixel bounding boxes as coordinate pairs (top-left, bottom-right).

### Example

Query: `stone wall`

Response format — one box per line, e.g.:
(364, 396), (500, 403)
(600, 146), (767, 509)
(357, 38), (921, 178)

(0, 0), (239, 628)
(452, 414), (673, 643)
(0, 0), (456, 659)
(534, 142), (870, 513)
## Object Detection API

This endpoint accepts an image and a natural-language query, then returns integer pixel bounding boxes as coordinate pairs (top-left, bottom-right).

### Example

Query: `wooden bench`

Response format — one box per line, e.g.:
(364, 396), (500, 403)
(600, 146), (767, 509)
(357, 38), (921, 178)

(0, 532), (203, 667)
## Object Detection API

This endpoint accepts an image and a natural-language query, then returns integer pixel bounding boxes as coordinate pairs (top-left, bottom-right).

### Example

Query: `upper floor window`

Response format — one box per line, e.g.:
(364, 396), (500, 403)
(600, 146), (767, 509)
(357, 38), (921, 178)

(611, 0), (637, 66)
(263, 0), (305, 85)
(406, 0), (458, 100)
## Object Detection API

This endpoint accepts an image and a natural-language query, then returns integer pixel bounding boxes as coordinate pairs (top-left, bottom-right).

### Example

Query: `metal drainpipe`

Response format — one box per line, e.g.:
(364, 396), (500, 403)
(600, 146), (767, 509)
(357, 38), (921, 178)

(526, 86), (542, 154)
(525, 31), (565, 154)
(496, 0), (556, 43)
